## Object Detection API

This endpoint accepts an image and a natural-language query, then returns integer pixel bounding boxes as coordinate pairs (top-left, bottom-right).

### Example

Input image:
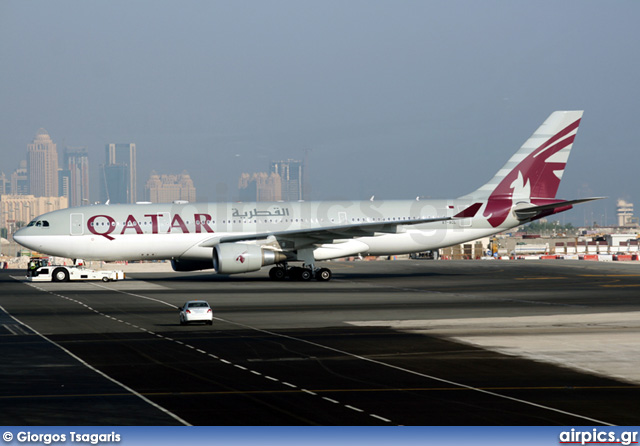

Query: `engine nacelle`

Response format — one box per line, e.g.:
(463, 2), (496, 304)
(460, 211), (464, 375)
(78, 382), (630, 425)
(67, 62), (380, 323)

(213, 243), (287, 274)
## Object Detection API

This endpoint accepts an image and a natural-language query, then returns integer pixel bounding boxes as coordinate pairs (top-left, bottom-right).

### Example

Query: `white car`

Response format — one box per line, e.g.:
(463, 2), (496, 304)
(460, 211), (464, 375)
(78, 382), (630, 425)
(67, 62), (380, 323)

(179, 300), (213, 325)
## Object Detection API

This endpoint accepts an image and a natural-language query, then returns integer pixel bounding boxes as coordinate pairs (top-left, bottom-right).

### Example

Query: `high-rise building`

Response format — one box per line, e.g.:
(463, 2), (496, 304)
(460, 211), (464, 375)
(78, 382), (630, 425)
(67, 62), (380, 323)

(270, 159), (304, 201)
(101, 164), (129, 204)
(59, 148), (90, 207)
(27, 128), (59, 197)
(101, 143), (136, 203)
(10, 161), (29, 195)
(238, 172), (282, 202)
(145, 171), (197, 203)
(0, 172), (9, 195)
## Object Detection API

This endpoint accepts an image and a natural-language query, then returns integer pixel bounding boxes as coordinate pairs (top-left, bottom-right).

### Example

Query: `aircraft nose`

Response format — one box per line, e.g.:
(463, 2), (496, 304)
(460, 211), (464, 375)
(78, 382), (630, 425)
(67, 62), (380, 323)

(13, 227), (29, 247)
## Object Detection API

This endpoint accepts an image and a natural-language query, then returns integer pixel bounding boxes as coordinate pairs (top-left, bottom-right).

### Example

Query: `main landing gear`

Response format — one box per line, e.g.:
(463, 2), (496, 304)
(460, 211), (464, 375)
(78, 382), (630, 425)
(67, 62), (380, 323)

(268, 264), (332, 282)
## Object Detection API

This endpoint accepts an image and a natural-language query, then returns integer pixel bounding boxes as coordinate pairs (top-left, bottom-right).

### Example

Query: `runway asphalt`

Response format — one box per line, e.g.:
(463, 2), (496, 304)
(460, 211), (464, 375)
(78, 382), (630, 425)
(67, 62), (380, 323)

(1, 259), (639, 426)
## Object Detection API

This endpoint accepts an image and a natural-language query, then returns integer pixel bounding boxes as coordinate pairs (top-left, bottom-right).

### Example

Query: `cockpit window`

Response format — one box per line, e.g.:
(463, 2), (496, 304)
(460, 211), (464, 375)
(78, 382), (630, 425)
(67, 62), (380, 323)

(26, 220), (50, 228)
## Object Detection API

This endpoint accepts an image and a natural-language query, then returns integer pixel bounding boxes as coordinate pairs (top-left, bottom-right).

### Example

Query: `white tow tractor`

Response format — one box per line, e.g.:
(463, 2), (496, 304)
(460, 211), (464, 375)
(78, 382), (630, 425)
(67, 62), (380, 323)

(26, 258), (125, 282)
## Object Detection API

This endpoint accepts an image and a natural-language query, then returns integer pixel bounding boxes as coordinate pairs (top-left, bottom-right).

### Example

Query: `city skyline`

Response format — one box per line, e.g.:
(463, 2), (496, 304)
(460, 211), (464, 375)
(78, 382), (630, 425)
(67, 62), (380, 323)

(2, 129), (314, 207)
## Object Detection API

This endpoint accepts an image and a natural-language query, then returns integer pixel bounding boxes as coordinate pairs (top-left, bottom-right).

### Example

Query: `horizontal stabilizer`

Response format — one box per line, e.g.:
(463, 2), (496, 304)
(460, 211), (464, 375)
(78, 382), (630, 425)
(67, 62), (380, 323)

(514, 197), (605, 221)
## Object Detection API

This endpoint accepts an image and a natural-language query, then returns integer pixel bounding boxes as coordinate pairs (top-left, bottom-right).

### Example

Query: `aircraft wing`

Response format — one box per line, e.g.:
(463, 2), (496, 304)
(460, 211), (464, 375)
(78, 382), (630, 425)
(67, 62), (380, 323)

(198, 214), (454, 248)
(514, 197), (605, 221)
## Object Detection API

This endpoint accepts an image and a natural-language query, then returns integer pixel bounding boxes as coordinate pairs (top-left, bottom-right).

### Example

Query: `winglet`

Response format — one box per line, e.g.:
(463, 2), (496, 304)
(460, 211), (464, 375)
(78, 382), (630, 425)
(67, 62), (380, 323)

(454, 202), (482, 218)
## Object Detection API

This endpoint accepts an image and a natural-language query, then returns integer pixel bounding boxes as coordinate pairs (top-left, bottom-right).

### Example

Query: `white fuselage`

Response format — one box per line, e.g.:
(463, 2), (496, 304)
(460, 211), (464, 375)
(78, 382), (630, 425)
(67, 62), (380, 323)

(14, 199), (512, 263)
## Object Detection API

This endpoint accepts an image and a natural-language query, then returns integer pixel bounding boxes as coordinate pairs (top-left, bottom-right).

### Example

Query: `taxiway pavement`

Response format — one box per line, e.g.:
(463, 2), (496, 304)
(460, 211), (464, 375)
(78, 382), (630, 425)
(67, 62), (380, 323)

(1, 260), (639, 425)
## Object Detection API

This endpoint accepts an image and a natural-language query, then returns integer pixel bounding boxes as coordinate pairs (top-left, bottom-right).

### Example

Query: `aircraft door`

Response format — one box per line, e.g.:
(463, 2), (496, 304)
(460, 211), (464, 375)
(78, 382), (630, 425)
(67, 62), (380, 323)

(70, 213), (84, 235)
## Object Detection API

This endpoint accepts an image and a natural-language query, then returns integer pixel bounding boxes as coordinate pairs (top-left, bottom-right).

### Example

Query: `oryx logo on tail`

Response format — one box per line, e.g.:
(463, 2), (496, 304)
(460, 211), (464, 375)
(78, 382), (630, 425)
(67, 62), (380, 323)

(466, 111), (583, 228)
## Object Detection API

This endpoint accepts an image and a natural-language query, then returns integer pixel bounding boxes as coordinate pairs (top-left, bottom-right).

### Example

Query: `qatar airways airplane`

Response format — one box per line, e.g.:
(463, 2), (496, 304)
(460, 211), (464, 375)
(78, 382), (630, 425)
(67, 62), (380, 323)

(14, 111), (600, 281)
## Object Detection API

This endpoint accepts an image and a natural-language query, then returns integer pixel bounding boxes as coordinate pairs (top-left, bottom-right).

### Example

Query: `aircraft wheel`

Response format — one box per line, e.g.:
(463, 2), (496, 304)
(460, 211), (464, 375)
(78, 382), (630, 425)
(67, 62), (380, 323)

(52, 268), (69, 282)
(300, 269), (312, 281)
(316, 268), (332, 281)
(288, 267), (303, 280)
(269, 266), (286, 281)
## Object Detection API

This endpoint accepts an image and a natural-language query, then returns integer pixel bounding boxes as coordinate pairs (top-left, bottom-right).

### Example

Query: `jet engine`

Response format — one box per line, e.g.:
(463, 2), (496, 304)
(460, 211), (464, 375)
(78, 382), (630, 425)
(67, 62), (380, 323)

(213, 243), (287, 274)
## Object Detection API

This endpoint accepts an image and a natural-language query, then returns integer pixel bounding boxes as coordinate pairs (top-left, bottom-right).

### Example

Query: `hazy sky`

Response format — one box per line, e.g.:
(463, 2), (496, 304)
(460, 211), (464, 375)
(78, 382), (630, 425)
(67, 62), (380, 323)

(1, 1), (638, 225)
